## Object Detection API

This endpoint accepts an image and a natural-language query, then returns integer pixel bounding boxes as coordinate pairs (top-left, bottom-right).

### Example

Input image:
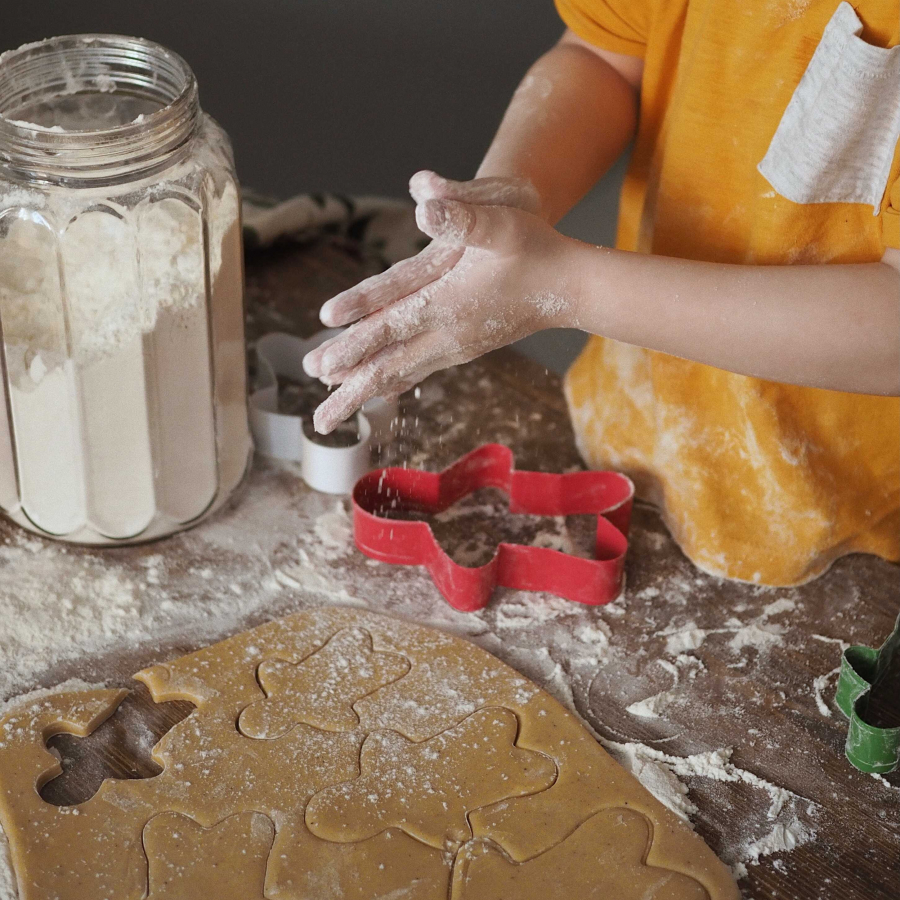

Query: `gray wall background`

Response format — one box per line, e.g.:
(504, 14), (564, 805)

(3, 0), (627, 371)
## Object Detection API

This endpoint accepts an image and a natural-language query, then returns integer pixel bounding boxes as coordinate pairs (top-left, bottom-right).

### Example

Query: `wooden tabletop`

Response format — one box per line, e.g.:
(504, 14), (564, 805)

(4, 237), (899, 900)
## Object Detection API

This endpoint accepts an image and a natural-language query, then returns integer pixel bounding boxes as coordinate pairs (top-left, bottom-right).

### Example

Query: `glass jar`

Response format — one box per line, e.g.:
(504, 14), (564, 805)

(0, 35), (252, 544)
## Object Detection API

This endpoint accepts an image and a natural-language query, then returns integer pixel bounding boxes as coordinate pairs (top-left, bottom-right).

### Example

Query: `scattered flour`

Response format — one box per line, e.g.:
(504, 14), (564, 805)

(809, 634), (850, 718)
(0, 432), (879, 896)
(727, 619), (787, 653)
(273, 569), (303, 590)
(738, 816), (815, 869)
(574, 622), (612, 666)
(656, 598), (798, 660)
(627, 659), (681, 719)
(627, 689), (678, 719)
(0, 677), (106, 720)
(605, 741), (698, 821)
(661, 623), (708, 655)
(0, 541), (153, 699)
(812, 668), (841, 717)
(487, 579), (821, 884)
(811, 633), (850, 647)
(494, 596), (572, 630)
(505, 646), (578, 714)
(870, 773), (900, 793)
(601, 740), (817, 877)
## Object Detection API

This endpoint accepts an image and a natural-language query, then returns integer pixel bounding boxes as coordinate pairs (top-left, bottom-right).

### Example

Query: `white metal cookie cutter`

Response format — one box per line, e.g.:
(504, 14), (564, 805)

(249, 331), (399, 494)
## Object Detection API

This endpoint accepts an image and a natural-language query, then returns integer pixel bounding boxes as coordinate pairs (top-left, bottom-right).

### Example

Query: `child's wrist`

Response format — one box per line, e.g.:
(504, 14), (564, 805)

(558, 241), (636, 336)
(550, 237), (597, 330)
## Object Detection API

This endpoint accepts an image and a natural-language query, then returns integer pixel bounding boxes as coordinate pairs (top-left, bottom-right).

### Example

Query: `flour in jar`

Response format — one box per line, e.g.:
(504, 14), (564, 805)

(0, 177), (238, 379)
(0, 110), (248, 541)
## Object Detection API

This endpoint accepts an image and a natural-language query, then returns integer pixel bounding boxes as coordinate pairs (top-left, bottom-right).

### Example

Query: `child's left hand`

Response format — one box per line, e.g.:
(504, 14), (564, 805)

(305, 194), (578, 434)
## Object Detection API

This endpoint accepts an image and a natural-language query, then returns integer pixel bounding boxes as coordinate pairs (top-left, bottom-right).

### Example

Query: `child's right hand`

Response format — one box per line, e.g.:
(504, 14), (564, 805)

(312, 171), (542, 331)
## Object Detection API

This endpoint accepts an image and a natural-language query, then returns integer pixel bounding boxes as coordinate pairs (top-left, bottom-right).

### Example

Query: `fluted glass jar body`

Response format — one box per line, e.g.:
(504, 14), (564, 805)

(0, 35), (252, 544)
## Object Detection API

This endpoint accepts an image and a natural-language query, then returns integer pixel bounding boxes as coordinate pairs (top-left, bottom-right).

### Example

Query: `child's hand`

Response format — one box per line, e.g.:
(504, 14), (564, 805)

(304, 187), (578, 434)
(313, 170), (542, 332)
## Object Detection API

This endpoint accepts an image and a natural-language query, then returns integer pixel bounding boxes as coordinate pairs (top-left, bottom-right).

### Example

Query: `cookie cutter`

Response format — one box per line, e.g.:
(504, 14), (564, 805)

(835, 610), (900, 774)
(352, 443), (634, 612)
(249, 331), (399, 494)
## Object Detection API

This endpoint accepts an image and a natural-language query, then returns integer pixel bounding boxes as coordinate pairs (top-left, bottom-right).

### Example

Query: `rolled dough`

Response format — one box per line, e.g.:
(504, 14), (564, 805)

(0, 607), (740, 898)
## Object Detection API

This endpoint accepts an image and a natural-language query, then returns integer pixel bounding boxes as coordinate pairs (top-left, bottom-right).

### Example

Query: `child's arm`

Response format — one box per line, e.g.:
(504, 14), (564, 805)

(308, 200), (898, 432)
(564, 240), (900, 397)
(312, 30), (639, 334)
(305, 36), (900, 434)
(474, 29), (641, 224)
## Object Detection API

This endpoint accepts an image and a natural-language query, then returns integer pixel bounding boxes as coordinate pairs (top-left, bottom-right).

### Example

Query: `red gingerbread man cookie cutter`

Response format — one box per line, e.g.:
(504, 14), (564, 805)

(352, 444), (634, 612)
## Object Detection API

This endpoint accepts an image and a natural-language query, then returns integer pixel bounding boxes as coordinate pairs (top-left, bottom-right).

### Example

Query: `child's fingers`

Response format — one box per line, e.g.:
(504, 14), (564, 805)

(317, 289), (438, 377)
(317, 364), (354, 386)
(302, 332), (344, 378)
(313, 352), (399, 434)
(319, 241), (461, 328)
(416, 199), (526, 252)
(313, 334), (443, 434)
(409, 170), (540, 214)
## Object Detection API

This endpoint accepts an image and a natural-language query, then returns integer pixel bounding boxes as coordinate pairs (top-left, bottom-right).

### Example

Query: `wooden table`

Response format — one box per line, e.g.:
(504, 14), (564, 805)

(3, 238), (898, 900)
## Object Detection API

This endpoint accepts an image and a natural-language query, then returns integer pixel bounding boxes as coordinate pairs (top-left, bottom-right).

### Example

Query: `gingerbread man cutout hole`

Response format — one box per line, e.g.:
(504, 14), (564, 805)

(40, 683), (195, 807)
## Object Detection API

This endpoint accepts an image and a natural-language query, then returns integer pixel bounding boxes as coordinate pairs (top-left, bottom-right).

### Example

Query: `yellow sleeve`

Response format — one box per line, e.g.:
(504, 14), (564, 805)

(882, 143), (900, 250)
(554, 0), (649, 58)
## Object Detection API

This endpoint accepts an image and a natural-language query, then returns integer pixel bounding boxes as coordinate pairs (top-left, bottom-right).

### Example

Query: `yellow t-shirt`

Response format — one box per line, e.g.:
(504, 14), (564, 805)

(556, 0), (900, 584)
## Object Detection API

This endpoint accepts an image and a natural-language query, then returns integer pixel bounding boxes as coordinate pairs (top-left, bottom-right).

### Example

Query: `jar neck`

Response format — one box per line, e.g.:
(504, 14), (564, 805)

(0, 35), (200, 187)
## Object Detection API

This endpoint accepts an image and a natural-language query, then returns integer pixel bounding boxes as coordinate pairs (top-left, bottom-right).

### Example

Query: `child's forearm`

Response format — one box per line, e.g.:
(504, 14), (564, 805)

(306, 196), (899, 431)
(565, 242), (900, 395)
(476, 32), (639, 224)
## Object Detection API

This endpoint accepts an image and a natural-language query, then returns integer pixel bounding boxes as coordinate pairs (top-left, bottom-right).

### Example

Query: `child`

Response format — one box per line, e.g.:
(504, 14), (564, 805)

(303, 0), (900, 586)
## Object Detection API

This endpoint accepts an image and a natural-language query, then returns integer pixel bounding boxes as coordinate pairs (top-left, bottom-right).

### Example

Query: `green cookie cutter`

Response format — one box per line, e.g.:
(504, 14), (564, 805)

(835, 611), (900, 775)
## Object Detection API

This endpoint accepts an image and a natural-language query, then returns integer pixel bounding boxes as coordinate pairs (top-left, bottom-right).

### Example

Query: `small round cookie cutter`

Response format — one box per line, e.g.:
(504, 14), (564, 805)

(249, 331), (399, 494)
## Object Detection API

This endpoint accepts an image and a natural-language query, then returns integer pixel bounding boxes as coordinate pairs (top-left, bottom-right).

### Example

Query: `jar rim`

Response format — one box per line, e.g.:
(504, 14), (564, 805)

(0, 34), (200, 185)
